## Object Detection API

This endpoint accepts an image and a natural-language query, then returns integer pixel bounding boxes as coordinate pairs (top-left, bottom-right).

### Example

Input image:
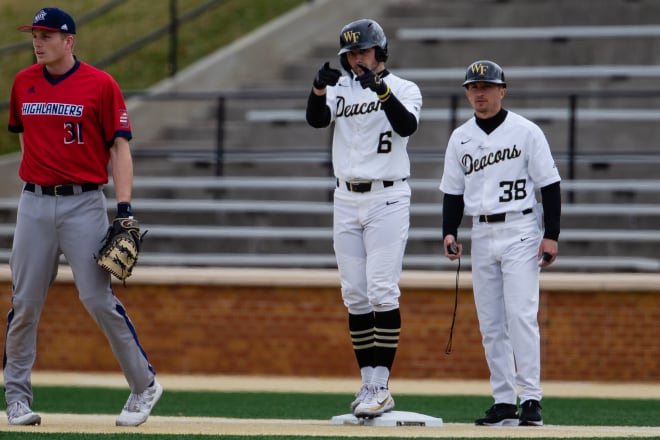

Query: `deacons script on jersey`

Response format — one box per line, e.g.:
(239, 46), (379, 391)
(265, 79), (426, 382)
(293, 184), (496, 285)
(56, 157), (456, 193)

(440, 110), (560, 216)
(325, 73), (422, 181)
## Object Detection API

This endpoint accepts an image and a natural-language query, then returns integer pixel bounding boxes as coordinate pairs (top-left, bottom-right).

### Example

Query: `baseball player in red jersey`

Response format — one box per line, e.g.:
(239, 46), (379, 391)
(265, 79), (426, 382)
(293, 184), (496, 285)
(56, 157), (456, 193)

(306, 19), (422, 418)
(4, 8), (161, 426)
(440, 60), (561, 427)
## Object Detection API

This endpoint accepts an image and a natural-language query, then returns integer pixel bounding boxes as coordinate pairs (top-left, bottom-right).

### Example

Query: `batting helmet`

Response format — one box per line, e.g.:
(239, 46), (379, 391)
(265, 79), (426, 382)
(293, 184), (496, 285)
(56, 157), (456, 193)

(338, 19), (388, 72)
(463, 60), (506, 87)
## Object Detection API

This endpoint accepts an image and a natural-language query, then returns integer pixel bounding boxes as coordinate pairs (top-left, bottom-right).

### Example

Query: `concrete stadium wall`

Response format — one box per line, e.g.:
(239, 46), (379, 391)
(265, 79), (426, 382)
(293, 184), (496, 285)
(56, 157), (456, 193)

(0, 266), (658, 382)
(127, 0), (391, 144)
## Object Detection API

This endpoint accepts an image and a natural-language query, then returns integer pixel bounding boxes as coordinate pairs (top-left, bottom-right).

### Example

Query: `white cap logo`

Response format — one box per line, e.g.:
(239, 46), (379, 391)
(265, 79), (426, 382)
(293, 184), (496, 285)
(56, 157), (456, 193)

(33, 9), (47, 24)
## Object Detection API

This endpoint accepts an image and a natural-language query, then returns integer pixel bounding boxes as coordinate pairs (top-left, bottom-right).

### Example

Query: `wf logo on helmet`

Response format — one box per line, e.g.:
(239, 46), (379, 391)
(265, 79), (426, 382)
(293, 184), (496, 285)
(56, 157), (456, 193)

(342, 30), (361, 44)
(470, 63), (489, 76)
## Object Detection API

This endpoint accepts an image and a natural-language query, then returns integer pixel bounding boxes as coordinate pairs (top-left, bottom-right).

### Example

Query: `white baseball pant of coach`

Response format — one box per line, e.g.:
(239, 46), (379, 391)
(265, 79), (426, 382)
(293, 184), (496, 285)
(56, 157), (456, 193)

(470, 206), (544, 404)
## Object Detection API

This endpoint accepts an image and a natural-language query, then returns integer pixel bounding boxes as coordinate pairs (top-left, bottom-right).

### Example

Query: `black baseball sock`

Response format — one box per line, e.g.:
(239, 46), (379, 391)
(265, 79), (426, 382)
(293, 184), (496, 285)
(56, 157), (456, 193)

(374, 308), (401, 370)
(349, 312), (375, 368)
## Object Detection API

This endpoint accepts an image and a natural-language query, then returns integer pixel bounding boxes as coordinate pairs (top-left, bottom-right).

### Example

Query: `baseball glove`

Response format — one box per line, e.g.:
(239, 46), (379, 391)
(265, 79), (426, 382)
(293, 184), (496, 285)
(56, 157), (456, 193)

(96, 217), (145, 282)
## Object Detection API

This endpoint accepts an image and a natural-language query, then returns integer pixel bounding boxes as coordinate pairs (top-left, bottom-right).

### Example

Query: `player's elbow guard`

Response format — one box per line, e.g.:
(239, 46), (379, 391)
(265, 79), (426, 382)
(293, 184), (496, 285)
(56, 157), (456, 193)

(306, 93), (332, 128)
(394, 116), (417, 137)
(306, 110), (331, 128)
(380, 95), (418, 137)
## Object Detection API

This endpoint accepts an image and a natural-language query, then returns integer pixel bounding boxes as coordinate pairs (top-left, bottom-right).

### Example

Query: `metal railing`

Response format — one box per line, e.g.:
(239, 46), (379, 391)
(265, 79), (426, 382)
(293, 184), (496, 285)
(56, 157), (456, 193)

(0, 0), (129, 56)
(127, 86), (660, 189)
(0, 0), (225, 77)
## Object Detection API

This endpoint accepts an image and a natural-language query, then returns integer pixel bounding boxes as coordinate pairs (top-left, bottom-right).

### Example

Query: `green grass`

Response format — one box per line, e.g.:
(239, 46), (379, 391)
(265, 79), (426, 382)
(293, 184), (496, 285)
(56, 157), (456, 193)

(0, 0), (306, 155)
(1, 386), (659, 439)
(19, 386), (660, 425)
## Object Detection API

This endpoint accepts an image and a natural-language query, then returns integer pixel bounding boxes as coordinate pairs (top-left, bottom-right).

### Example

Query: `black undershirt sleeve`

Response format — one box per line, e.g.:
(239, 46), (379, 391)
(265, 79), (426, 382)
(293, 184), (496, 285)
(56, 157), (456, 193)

(380, 93), (418, 137)
(305, 91), (332, 128)
(442, 193), (465, 239)
(540, 181), (561, 241)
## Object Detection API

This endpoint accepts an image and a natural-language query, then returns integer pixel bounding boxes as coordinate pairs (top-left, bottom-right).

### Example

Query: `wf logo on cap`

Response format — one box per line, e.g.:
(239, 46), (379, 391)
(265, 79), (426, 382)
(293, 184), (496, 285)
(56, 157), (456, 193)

(18, 7), (76, 35)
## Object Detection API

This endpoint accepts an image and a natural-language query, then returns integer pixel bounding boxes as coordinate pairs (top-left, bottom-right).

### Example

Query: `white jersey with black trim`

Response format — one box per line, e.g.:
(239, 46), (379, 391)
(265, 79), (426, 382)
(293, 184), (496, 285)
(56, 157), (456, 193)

(440, 110), (561, 216)
(325, 72), (422, 181)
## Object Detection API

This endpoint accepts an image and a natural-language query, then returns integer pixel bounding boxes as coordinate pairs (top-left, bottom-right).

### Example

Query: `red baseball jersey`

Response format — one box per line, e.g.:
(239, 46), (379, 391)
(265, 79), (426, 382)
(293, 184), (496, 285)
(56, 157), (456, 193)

(8, 59), (132, 185)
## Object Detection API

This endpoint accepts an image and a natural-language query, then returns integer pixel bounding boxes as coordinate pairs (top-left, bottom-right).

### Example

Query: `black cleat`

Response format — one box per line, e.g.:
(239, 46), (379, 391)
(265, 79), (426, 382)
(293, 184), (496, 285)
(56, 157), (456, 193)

(519, 399), (543, 426)
(475, 403), (519, 426)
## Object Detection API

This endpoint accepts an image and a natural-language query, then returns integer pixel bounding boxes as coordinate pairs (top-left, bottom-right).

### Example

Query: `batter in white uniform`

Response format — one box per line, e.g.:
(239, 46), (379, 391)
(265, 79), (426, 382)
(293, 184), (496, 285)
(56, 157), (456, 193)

(440, 60), (561, 427)
(305, 19), (422, 418)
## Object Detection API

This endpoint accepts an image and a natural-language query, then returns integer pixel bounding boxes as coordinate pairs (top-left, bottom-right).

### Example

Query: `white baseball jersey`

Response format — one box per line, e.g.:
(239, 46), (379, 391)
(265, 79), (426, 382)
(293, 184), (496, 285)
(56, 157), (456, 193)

(325, 72), (422, 181)
(440, 110), (560, 215)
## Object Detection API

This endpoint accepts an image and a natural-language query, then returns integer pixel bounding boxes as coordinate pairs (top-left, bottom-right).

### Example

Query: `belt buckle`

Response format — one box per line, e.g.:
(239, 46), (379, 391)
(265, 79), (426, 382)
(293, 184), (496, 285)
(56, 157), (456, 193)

(54, 185), (66, 196)
(347, 181), (371, 192)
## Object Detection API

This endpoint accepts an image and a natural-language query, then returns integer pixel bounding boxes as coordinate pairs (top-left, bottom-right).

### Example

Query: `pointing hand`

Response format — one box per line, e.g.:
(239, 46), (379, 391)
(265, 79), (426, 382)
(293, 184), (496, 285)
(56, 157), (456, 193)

(313, 61), (342, 89)
(356, 63), (388, 97)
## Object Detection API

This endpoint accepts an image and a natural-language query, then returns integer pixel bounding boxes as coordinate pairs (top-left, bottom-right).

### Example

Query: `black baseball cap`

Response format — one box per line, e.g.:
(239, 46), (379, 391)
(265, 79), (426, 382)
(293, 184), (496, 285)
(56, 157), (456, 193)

(18, 7), (76, 34)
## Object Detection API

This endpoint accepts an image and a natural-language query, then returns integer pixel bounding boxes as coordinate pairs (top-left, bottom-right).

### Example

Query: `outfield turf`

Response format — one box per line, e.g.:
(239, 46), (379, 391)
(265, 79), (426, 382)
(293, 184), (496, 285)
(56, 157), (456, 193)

(24, 386), (660, 426)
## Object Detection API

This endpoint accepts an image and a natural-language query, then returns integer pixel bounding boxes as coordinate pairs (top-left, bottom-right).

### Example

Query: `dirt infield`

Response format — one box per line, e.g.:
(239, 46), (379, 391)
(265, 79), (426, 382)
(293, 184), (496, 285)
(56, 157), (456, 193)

(4, 413), (660, 438)
(1, 372), (659, 437)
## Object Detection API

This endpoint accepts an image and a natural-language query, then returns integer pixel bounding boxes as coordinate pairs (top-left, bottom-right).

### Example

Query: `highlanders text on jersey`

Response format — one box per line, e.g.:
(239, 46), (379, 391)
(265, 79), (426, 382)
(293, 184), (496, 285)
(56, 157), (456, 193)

(8, 60), (132, 186)
(325, 72), (422, 181)
(440, 110), (560, 216)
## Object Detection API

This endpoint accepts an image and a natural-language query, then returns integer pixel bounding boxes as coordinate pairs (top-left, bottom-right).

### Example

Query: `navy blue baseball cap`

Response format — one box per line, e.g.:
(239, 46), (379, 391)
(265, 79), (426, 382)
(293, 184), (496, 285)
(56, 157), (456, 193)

(18, 7), (76, 34)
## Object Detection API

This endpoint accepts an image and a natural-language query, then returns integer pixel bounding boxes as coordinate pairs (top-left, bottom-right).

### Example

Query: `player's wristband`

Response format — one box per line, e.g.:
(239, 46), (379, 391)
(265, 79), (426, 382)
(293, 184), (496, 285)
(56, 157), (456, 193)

(377, 85), (391, 101)
(117, 202), (133, 218)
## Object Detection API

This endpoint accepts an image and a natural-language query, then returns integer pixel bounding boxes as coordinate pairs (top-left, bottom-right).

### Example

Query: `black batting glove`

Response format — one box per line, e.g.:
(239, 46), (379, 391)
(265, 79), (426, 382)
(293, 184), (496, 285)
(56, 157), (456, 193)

(356, 63), (389, 97)
(313, 61), (342, 89)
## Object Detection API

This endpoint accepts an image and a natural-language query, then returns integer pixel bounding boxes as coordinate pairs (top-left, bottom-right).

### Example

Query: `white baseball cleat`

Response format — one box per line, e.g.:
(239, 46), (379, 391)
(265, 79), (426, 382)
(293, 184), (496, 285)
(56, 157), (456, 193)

(353, 385), (395, 418)
(350, 384), (370, 412)
(7, 400), (41, 425)
(116, 379), (163, 426)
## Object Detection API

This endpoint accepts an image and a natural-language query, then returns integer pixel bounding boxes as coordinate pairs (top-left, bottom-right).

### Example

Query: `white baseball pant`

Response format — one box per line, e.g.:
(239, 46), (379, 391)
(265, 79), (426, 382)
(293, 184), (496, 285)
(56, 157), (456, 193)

(470, 208), (543, 404)
(333, 180), (410, 315)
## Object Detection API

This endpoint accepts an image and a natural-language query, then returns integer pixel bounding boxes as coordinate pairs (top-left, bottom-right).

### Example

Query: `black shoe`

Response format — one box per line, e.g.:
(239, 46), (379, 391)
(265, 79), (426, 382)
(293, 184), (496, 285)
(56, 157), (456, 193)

(475, 403), (519, 426)
(519, 399), (543, 426)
